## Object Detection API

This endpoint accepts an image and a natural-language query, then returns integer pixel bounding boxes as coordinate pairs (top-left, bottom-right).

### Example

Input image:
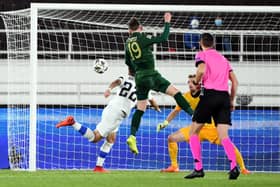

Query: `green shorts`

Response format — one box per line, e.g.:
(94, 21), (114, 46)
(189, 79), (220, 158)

(135, 70), (171, 100)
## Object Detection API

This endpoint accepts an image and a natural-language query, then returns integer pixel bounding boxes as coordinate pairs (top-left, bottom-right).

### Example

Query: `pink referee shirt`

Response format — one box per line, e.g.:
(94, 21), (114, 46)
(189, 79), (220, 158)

(195, 49), (232, 91)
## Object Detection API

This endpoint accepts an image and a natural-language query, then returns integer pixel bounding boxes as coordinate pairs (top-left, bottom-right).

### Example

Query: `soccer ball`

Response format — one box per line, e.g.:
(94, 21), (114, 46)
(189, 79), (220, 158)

(94, 58), (108, 74)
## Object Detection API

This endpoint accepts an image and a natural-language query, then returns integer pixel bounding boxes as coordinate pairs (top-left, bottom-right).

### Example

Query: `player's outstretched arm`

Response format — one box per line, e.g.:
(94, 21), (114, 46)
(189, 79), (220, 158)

(104, 78), (122, 98)
(143, 12), (171, 46)
(157, 109), (180, 132)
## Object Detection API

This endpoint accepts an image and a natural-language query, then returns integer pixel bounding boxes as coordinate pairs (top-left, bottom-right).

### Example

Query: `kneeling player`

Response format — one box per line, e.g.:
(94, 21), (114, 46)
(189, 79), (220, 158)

(157, 74), (250, 174)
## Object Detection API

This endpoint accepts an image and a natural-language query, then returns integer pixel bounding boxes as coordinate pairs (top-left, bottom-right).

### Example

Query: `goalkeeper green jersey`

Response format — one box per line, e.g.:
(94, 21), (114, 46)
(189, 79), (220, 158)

(125, 23), (170, 76)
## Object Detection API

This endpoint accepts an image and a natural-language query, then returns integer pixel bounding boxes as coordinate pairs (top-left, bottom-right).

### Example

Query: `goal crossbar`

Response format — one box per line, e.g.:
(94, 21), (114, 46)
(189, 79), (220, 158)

(31, 3), (280, 13)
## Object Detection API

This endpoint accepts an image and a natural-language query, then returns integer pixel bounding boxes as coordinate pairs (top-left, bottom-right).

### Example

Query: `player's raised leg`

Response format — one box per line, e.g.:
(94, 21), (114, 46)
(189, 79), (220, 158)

(56, 116), (75, 128)
(165, 85), (193, 116)
(56, 116), (101, 142)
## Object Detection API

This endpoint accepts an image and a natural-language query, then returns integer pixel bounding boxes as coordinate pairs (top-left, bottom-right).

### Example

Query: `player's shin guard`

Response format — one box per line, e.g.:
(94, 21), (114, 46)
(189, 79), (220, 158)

(189, 135), (202, 170)
(222, 138), (237, 170)
(96, 140), (114, 167)
(130, 110), (144, 136)
(174, 92), (193, 116)
(73, 122), (95, 142)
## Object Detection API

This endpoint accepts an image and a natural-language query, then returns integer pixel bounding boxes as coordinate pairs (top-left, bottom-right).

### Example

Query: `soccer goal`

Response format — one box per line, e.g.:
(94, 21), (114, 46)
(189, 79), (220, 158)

(1, 3), (279, 172)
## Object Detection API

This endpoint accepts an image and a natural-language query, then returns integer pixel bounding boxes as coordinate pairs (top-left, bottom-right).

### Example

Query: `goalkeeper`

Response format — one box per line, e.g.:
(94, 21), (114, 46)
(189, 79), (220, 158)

(125, 12), (193, 154)
(157, 74), (250, 175)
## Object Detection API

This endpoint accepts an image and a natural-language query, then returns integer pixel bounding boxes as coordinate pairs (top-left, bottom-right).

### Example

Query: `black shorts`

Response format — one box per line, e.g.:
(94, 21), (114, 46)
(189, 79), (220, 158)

(192, 89), (232, 126)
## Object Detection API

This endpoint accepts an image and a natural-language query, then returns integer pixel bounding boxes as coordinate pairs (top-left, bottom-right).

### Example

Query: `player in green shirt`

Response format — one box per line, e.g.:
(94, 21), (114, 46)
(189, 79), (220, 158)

(125, 12), (193, 154)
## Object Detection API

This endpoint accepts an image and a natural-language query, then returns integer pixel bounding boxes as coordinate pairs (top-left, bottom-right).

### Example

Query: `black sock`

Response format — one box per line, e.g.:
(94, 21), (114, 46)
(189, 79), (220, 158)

(130, 110), (144, 136)
(174, 92), (193, 115)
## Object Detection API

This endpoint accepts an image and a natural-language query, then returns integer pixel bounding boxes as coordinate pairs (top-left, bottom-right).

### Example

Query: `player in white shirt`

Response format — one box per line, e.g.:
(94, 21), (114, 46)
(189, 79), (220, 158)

(56, 70), (160, 173)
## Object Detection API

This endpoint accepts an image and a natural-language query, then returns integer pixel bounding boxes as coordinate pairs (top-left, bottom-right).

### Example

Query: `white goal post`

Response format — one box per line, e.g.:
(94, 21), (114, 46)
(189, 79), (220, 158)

(1, 3), (279, 171)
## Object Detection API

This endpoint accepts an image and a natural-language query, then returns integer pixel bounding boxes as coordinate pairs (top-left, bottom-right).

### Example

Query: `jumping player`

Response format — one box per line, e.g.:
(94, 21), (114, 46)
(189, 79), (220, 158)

(125, 12), (193, 154)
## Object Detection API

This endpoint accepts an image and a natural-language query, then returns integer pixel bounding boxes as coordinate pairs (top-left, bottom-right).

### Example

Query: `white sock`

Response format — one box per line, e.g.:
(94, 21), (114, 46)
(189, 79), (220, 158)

(84, 128), (95, 142)
(72, 122), (95, 142)
(96, 157), (106, 167)
(96, 141), (114, 167)
(72, 122), (82, 131)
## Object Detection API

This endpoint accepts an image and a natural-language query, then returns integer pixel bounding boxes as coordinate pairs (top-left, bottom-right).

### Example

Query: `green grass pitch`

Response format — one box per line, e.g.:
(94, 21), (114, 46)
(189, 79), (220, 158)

(0, 170), (279, 187)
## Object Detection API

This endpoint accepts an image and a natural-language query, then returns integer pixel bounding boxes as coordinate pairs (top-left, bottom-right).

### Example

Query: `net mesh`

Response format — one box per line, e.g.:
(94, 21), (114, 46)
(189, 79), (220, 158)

(0, 6), (279, 171)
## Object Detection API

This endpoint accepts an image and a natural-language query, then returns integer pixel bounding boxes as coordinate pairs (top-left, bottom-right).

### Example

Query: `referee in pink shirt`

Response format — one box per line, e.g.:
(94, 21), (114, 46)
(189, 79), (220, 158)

(185, 33), (239, 180)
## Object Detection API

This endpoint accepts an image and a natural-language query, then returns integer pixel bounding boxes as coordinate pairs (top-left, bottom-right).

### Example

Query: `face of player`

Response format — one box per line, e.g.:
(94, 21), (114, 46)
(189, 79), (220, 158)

(188, 77), (200, 92)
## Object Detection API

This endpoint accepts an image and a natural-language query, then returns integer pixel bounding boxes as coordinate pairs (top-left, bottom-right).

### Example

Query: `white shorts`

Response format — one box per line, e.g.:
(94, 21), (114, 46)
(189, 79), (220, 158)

(96, 105), (126, 137)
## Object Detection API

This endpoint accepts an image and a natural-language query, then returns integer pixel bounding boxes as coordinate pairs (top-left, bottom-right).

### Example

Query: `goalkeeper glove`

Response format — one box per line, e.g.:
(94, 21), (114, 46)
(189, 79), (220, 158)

(156, 120), (169, 132)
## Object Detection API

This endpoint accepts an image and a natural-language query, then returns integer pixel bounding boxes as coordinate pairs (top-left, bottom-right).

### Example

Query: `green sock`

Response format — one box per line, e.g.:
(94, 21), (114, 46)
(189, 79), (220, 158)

(130, 110), (144, 136)
(174, 92), (193, 116)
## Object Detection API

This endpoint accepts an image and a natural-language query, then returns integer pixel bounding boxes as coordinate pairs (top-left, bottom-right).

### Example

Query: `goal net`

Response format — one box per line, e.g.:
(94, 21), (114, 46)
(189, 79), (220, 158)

(1, 4), (279, 172)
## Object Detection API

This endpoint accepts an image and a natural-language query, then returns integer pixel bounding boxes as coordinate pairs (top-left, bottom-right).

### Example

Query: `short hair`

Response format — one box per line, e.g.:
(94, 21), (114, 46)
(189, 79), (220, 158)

(187, 74), (199, 86)
(128, 17), (140, 31)
(200, 33), (214, 48)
